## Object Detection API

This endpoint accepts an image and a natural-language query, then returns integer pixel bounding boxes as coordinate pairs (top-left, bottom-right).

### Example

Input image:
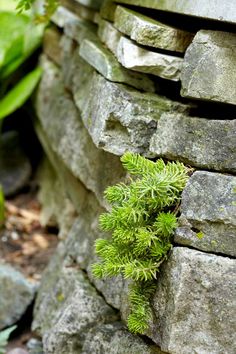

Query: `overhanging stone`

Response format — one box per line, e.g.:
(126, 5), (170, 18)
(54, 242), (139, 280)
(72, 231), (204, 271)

(79, 37), (155, 92)
(112, 0), (236, 24)
(114, 5), (193, 53)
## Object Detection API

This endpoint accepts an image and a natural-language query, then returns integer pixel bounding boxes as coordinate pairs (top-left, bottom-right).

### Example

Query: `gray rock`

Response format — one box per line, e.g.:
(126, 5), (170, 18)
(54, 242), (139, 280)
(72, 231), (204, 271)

(181, 30), (236, 105)
(150, 113), (236, 173)
(74, 72), (190, 156)
(79, 37), (156, 92)
(64, 15), (97, 44)
(116, 36), (183, 81)
(74, 0), (104, 10)
(149, 247), (236, 354)
(98, 19), (122, 56)
(36, 58), (125, 207)
(27, 338), (44, 354)
(60, 0), (97, 22)
(51, 6), (79, 28)
(43, 27), (62, 66)
(114, 5), (193, 53)
(0, 263), (35, 329)
(33, 247), (117, 354)
(175, 171), (236, 257)
(113, 0), (236, 24)
(37, 158), (77, 240)
(0, 132), (31, 197)
(7, 350), (29, 354)
(82, 322), (164, 354)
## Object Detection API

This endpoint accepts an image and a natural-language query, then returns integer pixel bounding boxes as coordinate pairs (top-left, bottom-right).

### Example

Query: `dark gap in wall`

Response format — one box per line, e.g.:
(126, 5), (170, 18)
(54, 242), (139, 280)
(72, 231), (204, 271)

(117, 3), (236, 33)
(173, 243), (236, 260)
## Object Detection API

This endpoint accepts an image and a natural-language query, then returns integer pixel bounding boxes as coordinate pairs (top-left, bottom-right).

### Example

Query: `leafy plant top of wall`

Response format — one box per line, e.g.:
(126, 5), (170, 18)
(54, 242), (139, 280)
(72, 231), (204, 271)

(92, 152), (190, 334)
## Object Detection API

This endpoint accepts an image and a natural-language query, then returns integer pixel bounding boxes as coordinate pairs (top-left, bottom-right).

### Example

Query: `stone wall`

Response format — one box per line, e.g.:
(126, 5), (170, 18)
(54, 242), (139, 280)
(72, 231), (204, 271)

(33, 1), (236, 353)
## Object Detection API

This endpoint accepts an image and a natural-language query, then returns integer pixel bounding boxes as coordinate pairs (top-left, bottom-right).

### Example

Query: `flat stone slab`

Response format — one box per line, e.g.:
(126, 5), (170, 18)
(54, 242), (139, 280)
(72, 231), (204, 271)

(74, 0), (104, 10)
(117, 36), (183, 81)
(74, 71), (190, 156)
(98, 19), (122, 56)
(61, 0), (97, 22)
(79, 37), (155, 92)
(114, 5), (193, 53)
(82, 322), (164, 354)
(43, 27), (62, 66)
(150, 113), (236, 173)
(181, 30), (236, 106)
(149, 247), (236, 354)
(175, 171), (236, 257)
(36, 57), (125, 207)
(51, 6), (79, 28)
(113, 0), (236, 24)
(0, 263), (35, 329)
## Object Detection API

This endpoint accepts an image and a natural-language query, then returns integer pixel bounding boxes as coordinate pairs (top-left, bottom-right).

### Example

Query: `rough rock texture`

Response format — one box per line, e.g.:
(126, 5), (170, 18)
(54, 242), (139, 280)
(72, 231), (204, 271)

(82, 322), (164, 354)
(79, 37), (155, 92)
(0, 132), (31, 197)
(100, 0), (116, 21)
(114, 6), (193, 52)
(98, 19), (121, 56)
(51, 6), (79, 28)
(36, 58), (125, 207)
(181, 30), (236, 105)
(149, 247), (236, 354)
(37, 158), (77, 240)
(175, 171), (236, 257)
(0, 263), (35, 329)
(74, 0), (104, 10)
(150, 113), (236, 173)
(64, 15), (97, 44)
(61, 0), (97, 22)
(43, 26), (62, 66)
(117, 37), (183, 81)
(75, 72), (190, 156)
(113, 0), (236, 24)
(33, 246), (118, 354)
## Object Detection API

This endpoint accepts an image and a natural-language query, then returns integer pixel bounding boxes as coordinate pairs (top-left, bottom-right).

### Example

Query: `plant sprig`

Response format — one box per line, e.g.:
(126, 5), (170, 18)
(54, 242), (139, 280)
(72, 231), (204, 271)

(92, 152), (189, 334)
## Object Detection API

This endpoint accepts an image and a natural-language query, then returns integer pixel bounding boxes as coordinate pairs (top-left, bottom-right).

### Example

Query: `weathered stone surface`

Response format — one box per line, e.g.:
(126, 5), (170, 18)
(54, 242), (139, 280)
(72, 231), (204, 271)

(100, 0), (116, 21)
(150, 113), (236, 172)
(37, 158), (77, 240)
(98, 19), (121, 56)
(74, 71), (190, 156)
(35, 120), (88, 215)
(117, 37), (183, 81)
(79, 37), (155, 92)
(74, 0), (104, 10)
(113, 0), (236, 24)
(43, 26), (62, 66)
(61, 0), (97, 22)
(114, 6), (193, 53)
(0, 263), (35, 329)
(0, 132), (31, 197)
(82, 322), (164, 354)
(64, 15), (97, 43)
(33, 246), (117, 354)
(181, 30), (236, 106)
(175, 171), (236, 257)
(36, 58), (125, 207)
(51, 6), (79, 28)
(149, 247), (236, 354)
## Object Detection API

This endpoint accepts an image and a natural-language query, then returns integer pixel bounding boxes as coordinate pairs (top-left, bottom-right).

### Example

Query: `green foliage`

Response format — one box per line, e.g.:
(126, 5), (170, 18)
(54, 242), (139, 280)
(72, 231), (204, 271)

(92, 152), (189, 334)
(0, 11), (43, 122)
(15, 0), (58, 22)
(0, 325), (16, 354)
(0, 66), (42, 120)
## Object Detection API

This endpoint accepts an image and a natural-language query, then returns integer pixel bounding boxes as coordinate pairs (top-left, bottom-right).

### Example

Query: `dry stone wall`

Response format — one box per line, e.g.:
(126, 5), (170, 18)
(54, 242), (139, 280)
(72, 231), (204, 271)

(33, 1), (236, 353)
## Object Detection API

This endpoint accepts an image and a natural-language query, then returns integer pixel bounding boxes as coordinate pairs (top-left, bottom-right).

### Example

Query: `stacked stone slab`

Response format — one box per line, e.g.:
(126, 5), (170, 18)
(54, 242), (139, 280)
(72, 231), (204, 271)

(34, 0), (236, 353)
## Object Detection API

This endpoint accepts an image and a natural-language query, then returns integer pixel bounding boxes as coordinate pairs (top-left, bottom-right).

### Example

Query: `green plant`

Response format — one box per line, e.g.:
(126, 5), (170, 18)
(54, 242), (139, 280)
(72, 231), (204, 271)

(0, 325), (17, 354)
(92, 152), (189, 334)
(0, 10), (43, 125)
(16, 0), (58, 22)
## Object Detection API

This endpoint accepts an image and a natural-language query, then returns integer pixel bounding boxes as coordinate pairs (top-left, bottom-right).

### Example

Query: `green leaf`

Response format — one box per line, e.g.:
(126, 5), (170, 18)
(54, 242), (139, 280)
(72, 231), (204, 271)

(0, 66), (42, 120)
(0, 325), (17, 353)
